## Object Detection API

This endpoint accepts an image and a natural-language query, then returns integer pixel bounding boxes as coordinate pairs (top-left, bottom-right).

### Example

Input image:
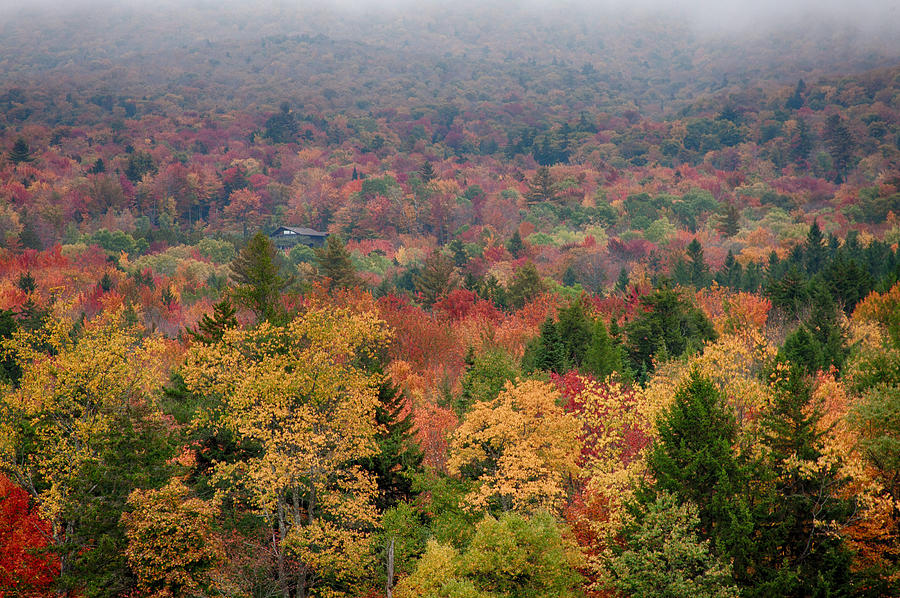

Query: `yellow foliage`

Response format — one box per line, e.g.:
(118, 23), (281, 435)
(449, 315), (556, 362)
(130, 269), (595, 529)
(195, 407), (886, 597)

(123, 479), (223, 597)
(182, 306), (390, 593)
(0, 309), (170, 531)
(448, 379), (582, 514)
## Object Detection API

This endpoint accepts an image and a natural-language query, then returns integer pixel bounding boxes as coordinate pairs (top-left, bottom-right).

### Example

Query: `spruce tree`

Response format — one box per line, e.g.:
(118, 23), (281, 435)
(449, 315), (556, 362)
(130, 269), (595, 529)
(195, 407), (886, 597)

(414, 250), (455, 307)
(188, 296), (238, 344)
(750, 364), (855, 597)
(506, 230), (524, 258)
(8, 137), (34, 164)
(315, 234), (358, 290)
(615, 267), (630, 294)
(686, 238), (711, 288)
(230, 232), (290, 322)
(359, 379), (424, 511)
(506, 262), (545, 309)
(525, 166), (556, 203)
(824, 114), (855, 183)
(582, 317), (624, 380)
(804, 219), (826, 274)
(419, 160), (436, 183)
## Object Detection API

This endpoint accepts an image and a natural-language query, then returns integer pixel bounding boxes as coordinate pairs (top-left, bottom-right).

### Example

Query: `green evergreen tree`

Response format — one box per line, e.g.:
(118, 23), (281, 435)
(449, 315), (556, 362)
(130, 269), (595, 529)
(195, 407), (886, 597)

(419, 160), (436, 183)
(506, 262), (545, 310)
(524, 166), (557, 203)
(506, 230), (524, 258)
(718, 203), (741, 237)
(582, 317), (624, 380)
(686, 238), (712, 288)
(640, 370), (753, 566)
(8, 137), (35, 164)
(455, 348), (520, 415)
(188, 296), (238, 344)
(615, 267), (630, 294)
(230, 232), (290, 323)
(625, 285), (717, 377)
(414, 250), (456, 307)
(750, 364), (856, 597)
(263, 102), (298, 144)
(804, 219), (826, 274)
(824, 114), (855, 183)
(358, 379), (424, 511)
(315, 234), (358, 291)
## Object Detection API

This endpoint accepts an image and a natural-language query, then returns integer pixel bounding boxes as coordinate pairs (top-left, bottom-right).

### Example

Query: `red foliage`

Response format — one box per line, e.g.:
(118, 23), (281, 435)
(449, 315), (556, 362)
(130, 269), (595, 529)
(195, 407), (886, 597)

(0, 475), (58, 594)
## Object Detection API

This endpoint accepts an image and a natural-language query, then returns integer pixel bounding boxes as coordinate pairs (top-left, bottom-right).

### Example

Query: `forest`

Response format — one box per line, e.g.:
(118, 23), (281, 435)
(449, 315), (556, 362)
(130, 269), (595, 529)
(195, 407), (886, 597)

(1, 0), (900, 596)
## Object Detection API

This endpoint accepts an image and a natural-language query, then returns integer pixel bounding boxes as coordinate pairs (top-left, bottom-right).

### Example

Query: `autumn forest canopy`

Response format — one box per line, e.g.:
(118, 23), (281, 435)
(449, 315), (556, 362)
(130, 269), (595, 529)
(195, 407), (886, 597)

(2, 0), (900, 596)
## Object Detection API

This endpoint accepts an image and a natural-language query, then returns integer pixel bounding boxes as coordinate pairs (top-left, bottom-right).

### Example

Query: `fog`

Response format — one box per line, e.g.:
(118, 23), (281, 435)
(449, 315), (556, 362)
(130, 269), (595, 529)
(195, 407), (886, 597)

(2, 0), (898, 34)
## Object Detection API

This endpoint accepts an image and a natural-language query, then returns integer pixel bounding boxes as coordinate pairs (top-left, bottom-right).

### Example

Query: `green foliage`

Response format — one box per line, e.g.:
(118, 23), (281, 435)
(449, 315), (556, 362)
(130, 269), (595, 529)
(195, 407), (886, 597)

(8, 137), (35, 164)
(315, 234), (359, 290)
(263, 102), (298, 143)
(124, 150), (156, 182)
(749, 364), (856, 597)
(455, 348), (520, 416)
(506, 262), (545, 310)
(396, 511), (583, 598)
(188, 296), (238, 345)
(624, 284), (717, 377)
(359, 379), (424, 510)
(197, 238), (235, 263)
(640, 370), (752, 566)
(89, 228), (148, 256)
(415, 250), (456, 307)
(778, 287), (847, 375)
(374, 502), (430, 586)
(229, 232), (290, 322)
(603, 492), (739, 598)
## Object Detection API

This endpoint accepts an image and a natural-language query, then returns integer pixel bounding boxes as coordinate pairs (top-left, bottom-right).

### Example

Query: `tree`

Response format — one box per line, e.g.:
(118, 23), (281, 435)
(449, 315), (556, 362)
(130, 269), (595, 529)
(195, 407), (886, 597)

(506, 230), (524, 258)
(603, 492), (739, 598)
(804, 219), (826, 275)
(224, 188), (264, 238)
(124, 150), (156, 182)
(188, 296), (238, 344)
(750, 363), (856, 597)
(625, 285), (717, 377)
(122, 479), (223, 597)
(7, 138), (34, 164)
(506, 262), (545, 310)
(182, 308), (391, 598)
(395, 511), (583, 598)
(264, 102), (299, 144)
(824, 114), (855, 182)
(0, 311), (175, 596)
(525, 166), (557, 203)
(718, 203), (740, 237)
(639, 369), (753, 570)
(415, 250), (456, 307)
(230, 232), (290, 323)
(582, 317), (625, 380)
(686, 238), (712, 288)
(315, 234), (359, 291)
(419, 160), (436, 183)
(358, 379), (424, 511)
(448, 379), (582, 514)
(455, 348), (520, 416)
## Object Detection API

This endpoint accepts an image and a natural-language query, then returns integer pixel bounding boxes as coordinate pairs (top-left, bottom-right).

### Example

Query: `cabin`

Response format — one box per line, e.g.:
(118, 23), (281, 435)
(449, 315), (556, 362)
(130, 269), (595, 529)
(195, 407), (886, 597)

(269, 226), (329, 249)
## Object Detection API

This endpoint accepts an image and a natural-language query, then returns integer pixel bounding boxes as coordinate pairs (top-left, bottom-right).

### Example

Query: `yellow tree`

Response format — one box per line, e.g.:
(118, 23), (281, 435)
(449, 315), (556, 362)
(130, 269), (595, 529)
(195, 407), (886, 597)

(447, 379), (582, 514)
(182, 307), (391, 598)
(122, 479), (224, 597)
(0, 309), (172, 594)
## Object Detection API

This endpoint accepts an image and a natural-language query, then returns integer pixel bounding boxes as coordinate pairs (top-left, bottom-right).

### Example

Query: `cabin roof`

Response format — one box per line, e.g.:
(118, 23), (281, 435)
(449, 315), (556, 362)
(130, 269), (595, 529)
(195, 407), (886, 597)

(272, 226), (328, 237)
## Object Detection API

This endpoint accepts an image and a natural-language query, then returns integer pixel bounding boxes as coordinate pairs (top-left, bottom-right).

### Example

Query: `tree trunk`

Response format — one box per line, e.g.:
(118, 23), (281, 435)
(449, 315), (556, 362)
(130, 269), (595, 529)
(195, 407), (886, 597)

(386, 537), (395, 598)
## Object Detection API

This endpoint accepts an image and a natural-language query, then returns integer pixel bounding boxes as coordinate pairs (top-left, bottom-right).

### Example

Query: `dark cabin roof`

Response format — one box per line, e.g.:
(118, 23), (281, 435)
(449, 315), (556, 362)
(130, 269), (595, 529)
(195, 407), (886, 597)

(272, 226), (328, 237)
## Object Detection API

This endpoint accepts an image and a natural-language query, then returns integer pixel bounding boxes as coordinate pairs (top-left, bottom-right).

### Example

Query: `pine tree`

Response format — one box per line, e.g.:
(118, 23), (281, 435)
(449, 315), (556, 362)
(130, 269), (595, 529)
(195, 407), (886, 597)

(582, 317), (624, 379)
(686, 238), (711, 288)
(414, 250), (456, 307)
(230, 232), (290, 322)
(8, 137), (34, 164)
(506, 230), (524, 258)
(718, 203), (741, 237)
(359, 379), (424, 511)
(315, 234), (358, 291)
(419, 160), (436, 183)
(506, 262), (545, 309)
(525, 166), (557, 203)
(640, 369), (752, 563)
(615, 267), (630, 294)
(804, 219), (826, 274)
(824, 114), (855, 183)
(189, 296), (238, 344)
(556, 300), (593, 368)
(750, 364), (855, 597)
